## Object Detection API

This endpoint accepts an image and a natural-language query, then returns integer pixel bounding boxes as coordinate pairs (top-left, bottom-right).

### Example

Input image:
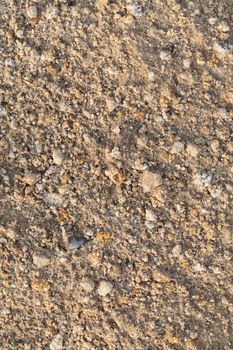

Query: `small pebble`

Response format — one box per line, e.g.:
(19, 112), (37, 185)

(208, 17), (217, 25)
(193, 172), (212, 188)
(183, 59), (191, 68)
(217, 22), (230, 33)
(59, 255), (69, 264)
(67, 0), (76, 6)
(213, 42), (233, 55)
(225, 184), (233, 193)
(145, 221), (155, 230)
(145, 209), (156, 221)
(127, 3), (143, 17)
(5, 228), (16, 240)
(58, 184), (70, 195)
(27, 5), (38, 19)
(80, 277), (95, 292)
(97, 280), (113, 296)
(112, 126), (121, 135)
(210, 140), (219, 152)
(153, 269), (171, 283)
(68, 237), (87, 250)
(50, 334), (63, 350)
(52, 149), (64, 165)
(170, 141), (184, 154)
(160, 51), (171, 61)
(44, 193), (64, 207)
(172, 244), (182, 257)
(221, 227), (232, 245)
(186, 144), (199, 157)
(192, 263), (205, 272)
(24, 172), (41, 186)
(16, 29), (24, 39)
(45, 6), (59, 20)
(140, 171), (163, 193)
(85, 229), (95, 237)
(33, 253), (50, 268)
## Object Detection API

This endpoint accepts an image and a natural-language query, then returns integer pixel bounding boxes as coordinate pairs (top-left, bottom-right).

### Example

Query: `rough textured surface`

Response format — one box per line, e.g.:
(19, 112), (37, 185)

(0, 0), (232, 349)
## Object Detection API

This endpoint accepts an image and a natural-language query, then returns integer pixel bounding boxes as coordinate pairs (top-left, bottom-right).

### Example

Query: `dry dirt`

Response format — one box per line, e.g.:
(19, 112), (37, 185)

(0, 0), (232, 349)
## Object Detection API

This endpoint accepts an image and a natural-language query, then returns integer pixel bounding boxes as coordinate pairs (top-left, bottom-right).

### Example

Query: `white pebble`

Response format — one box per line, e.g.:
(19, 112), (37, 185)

(192, 263), (205, 272)
(59, 256), (69, 264)
(172, 244), (182, 257)
(183, 59), (191, 68)
(97, 280), (113, 296)
(193, 172), (212, 188)
(160, 51), (171, 61)
(145, 209), (156, 221)
(127, 3), (143, 17)
(208, 17), (217, 25)
(44, 193), (64, 207)
(217, 22), (230, 32)
(16, 29), (24, 39)
(112, 126), (121, 135)
(27, 5), (38, 19)
(213, 43), (226, 55)
(33, 253), (50, 268)
(80, 277), (95, 292)
(50, 334), (63, 350)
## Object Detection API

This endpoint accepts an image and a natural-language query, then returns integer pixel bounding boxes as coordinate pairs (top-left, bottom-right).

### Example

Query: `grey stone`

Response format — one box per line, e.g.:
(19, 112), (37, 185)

(68, 237), (87, 250)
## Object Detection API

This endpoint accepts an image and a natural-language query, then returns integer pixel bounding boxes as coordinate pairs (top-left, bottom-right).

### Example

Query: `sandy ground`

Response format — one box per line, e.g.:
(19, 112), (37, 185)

(0, 0), (232, 349)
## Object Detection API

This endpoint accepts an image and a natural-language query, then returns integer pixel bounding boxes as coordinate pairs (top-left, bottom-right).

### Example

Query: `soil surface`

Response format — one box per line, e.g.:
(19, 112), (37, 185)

(0, 1), (232, 349)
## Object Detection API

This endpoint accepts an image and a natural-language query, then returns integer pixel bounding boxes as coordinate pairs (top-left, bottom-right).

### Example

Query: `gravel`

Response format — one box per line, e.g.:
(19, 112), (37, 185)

(0, 0), (232, 349)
